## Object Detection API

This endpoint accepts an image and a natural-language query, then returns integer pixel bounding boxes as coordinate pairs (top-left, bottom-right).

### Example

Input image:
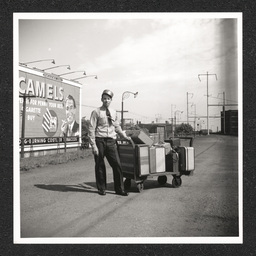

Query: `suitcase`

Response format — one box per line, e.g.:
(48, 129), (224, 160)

(118, 143), (135, 178)
(161, 142), (172, 155)
(118, 143), (150, 178)
(137, 145), (150, 176)
(165, 151), (179, 172)
(177, 146), (195, 171)
(126, 130), (154, 146)
(149, 146), (166, 173)
(149, 146), (157, 174)
(155, 147), (165, 173)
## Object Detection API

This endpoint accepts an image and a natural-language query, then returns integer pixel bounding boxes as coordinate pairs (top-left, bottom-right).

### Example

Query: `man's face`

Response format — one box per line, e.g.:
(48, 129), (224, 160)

(101, 94), (112, 108)
(65, 99), (76, 124)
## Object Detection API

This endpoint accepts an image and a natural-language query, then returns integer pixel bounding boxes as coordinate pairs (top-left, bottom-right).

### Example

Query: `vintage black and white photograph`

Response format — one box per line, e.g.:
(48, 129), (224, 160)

(13, 12), (242, 244)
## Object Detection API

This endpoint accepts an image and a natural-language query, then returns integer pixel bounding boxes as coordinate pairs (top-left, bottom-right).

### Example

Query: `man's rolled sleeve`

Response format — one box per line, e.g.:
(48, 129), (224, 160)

(88, 111), (97, 146)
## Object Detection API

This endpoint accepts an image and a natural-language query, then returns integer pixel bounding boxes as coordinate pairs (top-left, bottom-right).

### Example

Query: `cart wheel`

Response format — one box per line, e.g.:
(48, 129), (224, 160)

(136, 182), (144, 192)
(172, 176), (182, 188)
(124, 178), (131, 190)
(158, 175), (167, 185)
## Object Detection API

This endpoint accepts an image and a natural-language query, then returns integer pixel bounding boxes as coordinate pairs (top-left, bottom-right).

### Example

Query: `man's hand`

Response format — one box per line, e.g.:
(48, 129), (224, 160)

(92, 145), (99, 156)
(124, 136), (132, 141)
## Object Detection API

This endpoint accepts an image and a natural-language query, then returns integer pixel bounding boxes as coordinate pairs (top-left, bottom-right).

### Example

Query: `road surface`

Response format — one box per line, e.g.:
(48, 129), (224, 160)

(18, 135), (239, 240)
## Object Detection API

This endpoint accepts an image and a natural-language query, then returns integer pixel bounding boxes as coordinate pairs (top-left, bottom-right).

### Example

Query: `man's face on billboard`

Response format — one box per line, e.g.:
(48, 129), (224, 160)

(65, 98), (76, 124)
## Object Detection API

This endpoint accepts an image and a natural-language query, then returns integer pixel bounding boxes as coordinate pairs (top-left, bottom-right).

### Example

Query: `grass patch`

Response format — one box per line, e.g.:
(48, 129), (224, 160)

(20, 149), (93, 171)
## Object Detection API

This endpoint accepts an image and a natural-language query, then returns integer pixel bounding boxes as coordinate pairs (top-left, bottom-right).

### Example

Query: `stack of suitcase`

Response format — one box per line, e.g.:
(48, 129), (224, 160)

(120, 131), (195, 178)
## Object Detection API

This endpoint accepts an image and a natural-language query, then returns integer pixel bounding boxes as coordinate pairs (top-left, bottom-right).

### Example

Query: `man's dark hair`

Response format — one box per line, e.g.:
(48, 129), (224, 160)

(66, 94), (76, 108)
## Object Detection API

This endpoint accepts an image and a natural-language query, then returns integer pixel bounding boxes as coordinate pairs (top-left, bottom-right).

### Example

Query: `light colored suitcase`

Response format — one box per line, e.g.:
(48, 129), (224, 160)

(186, 147), (194, 171)
(155, 147), (165, 173)
(137, 145), (150, 176)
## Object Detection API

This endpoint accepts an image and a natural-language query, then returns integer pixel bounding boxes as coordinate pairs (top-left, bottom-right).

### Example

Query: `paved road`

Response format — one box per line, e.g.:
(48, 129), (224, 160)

(19, 135), (239, 240)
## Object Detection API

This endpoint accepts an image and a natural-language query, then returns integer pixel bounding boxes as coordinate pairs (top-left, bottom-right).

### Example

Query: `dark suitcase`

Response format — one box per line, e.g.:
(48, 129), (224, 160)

(118, 143), (150, 177)
(149, 146), (156, 174)
(165, 152), (179, 172)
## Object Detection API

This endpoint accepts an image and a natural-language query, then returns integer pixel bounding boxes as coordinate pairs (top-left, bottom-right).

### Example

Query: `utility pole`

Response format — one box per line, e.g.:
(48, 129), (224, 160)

(171, 104), (176, 120)
(171, 104), (176, 137)
(190, 103), (196, 135)
(198, 72), (217, 135)
(223, 92), (226, 134)
(187, 92), (193, 124)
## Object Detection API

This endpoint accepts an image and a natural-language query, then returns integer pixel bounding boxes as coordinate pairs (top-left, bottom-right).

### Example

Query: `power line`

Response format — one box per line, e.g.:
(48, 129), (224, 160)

(208, 95), (238, 103)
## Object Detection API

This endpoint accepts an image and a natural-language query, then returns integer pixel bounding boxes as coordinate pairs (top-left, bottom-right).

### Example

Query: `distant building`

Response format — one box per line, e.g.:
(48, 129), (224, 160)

(221, 110), (238, 135)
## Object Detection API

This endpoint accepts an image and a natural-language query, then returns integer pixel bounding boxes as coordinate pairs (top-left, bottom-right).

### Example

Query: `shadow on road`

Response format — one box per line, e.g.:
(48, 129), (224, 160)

(34, 179), (176, 194)
(34, 182), (99, 194)
(34, 181), (125, 194)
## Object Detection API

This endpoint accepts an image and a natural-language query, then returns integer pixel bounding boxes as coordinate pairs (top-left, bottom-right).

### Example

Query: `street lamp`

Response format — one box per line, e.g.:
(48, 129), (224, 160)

(121, 91), (138, 129)
(20, 59), (55, 66)
(42, 65), (71, 71)
(59, 70), (86, 76)
(72, 75), (98, 81)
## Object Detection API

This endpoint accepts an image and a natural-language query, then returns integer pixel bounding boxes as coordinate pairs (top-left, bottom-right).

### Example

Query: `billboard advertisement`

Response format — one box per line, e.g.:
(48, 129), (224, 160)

(19, 65), (81, 152)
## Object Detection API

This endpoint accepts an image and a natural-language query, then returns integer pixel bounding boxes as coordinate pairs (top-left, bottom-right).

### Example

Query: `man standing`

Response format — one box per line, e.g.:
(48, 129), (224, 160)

(88, 89), (130, 196)
(61, 94), (79, 137)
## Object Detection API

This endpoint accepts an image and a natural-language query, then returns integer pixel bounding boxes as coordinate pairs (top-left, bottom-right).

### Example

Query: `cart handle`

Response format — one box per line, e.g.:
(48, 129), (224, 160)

(165, 137), (194, 147)
(178, 137), (194, 147)
(117, 138), (136, 148)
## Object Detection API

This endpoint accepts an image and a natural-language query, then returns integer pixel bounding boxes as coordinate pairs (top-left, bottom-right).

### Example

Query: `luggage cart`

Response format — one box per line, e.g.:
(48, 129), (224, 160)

(117, 137), (195, 192)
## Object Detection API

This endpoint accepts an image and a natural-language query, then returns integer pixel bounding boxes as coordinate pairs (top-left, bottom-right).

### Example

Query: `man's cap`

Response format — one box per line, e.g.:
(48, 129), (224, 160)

(102, 89), (114, 98)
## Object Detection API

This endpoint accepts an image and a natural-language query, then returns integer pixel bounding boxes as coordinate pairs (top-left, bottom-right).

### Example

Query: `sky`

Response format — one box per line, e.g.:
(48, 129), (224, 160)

(17, 13), (241, 131)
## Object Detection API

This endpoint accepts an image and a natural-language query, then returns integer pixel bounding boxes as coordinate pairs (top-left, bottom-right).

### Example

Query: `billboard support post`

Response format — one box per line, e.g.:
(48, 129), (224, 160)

(20, 91), (36, 158)
(64, 134), (67, 153)
(20, 93), (27, 158)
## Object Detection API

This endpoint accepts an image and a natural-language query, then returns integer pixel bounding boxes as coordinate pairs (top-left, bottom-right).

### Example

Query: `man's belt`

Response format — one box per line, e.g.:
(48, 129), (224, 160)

(96, 137), (115, 141)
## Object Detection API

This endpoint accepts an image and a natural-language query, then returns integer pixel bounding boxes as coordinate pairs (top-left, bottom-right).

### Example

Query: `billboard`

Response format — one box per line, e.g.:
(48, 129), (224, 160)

(19, 65), (81, 152)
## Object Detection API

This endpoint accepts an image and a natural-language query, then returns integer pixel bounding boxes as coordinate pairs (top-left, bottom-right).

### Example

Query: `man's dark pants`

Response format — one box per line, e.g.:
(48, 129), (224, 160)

(94, 138), (125, 193)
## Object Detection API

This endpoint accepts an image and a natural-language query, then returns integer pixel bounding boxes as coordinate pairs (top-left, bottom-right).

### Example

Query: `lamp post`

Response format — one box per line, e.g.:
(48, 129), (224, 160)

(59, 70), (86, 76)
(72, 75), (98, 81)
(121, 91), (138, 129)
(20, 59), (55, 66)
(42, 65), (71, 72)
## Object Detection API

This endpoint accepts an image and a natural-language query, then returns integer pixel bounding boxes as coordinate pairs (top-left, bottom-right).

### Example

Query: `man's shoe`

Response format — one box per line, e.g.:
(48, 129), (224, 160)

(98, 190), (106, 196)
(116, 190), (129, 196)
